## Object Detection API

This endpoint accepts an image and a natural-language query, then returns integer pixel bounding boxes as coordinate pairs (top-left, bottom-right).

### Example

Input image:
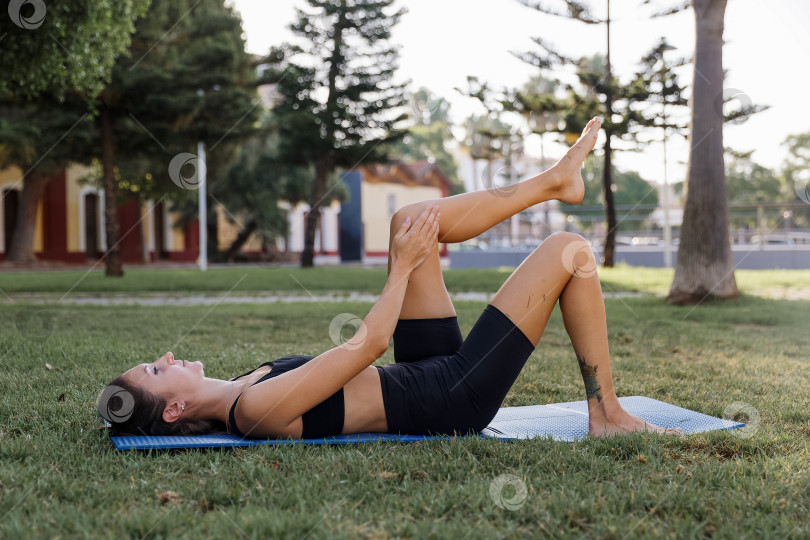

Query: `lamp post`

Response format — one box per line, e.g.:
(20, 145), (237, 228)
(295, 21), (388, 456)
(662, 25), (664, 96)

(196, 88), (207, 271)
(197, 141), (207, 271)
(661, 44), (676, 268)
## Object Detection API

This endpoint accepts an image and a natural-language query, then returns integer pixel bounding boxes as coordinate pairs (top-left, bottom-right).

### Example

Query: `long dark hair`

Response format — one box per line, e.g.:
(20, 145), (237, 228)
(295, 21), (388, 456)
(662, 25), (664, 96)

(97, 376), (224, 436)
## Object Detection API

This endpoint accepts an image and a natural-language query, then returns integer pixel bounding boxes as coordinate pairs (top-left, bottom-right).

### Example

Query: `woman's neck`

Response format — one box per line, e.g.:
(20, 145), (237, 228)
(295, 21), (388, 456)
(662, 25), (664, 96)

(188, 377), (249, 424)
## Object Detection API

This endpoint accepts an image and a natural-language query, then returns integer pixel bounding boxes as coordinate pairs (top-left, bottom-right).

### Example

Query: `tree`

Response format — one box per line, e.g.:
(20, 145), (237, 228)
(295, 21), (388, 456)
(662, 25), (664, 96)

(272, 0), (409, 267)
(720, 150), (784, 231)
(513, 0), (623, 265)
(725, 150), (784, 204)
(459, 112), (517, 193)
(559, 155), (660, 232)
(782, 131), (810, 228)
(0, 98), (95, 263)
(511, 74), (564, 168)
(0, 1), (149, 264)
(512, 1), (694, 267)
(394, 87), (464, 195)
(783, 132), (810, 204)
(216, 141), (292, 262)
(0, 1), (149, 100)
(214, 126), (348, 261)
(92, 0), (260, 274)
(647, 0), (734, 303)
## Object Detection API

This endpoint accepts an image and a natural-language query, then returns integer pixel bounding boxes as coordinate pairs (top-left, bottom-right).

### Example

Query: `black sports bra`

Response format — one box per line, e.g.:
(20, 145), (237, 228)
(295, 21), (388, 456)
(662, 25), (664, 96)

(227, 355), (345, 439)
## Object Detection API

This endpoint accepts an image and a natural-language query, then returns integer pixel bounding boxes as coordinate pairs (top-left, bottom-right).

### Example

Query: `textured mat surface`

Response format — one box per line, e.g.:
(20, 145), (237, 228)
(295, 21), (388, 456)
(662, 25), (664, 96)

(480, 395), (743, 441)
(108, 396), (743, 450)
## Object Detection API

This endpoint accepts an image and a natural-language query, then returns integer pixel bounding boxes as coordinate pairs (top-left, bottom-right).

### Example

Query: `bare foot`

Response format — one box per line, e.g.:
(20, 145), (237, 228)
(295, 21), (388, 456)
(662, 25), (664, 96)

(548, 116), (601, 204)
(588, 406), (683, 437)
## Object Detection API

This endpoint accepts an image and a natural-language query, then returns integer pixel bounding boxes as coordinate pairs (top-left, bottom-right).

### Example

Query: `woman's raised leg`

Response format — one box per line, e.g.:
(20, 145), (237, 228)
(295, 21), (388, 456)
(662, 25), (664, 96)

(388, 117), (603, 319)
(489, 232), (682, 437)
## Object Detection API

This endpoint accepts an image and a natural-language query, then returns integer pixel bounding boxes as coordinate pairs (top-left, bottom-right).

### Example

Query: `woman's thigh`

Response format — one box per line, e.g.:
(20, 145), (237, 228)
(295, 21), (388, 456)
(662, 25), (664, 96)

(489, 232), (594, 345)
(388, 205), (456, 320)
(380, 304), (536, 436)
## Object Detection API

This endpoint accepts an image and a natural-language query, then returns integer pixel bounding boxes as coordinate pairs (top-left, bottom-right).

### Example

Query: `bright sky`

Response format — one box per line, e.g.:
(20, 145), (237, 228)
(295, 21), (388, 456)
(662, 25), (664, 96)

(230, 0), (810, 186)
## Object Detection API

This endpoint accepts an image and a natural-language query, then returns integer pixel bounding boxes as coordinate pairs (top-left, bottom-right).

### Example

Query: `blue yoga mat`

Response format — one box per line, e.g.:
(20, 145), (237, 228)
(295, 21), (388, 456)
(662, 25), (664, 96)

(107, 396), (744, 450)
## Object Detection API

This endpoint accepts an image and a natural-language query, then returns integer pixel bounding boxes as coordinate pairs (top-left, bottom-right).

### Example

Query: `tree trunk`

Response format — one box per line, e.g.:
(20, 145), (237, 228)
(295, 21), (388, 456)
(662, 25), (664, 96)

(601, 0), (616, 267)
(138, 194), (149, 264)
(207, 206), (219, 263)
(302, 16), (344, 268)
(6, 171), (49, 264)
(99, 102), (124, 277)
(667, 0), (737, 304)
(224, 220), (257, 262)
(301, 160), (328, 267)
(601, 130), (617, 267)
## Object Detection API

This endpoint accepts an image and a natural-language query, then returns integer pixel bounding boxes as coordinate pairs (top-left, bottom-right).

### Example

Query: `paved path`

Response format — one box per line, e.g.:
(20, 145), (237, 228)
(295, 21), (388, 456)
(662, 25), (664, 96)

(4, 288), (808, 306)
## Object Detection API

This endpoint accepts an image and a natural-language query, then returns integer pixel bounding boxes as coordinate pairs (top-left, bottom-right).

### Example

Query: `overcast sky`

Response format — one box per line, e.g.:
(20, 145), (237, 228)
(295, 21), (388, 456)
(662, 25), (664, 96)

(229, 0), (809, 186)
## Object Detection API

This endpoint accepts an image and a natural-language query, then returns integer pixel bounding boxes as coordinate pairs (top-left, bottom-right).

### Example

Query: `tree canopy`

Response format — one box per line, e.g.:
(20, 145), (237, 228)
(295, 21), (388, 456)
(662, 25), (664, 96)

(0, 0), (150, 100)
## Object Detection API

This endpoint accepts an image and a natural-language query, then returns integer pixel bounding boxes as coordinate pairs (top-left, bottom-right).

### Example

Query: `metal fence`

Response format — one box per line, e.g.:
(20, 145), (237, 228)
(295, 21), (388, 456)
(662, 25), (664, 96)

(458, 201), (810, 250)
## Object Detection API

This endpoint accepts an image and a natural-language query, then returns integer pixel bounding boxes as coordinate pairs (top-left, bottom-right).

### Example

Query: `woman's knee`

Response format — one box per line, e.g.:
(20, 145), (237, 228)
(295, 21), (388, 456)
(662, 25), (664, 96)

(540, 232), (597, 277)
(389, 201), (436, 234)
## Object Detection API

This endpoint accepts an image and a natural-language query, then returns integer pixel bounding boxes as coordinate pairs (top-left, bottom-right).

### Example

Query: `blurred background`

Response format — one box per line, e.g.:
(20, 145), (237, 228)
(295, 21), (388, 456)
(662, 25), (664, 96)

(1, 0), (808, 283)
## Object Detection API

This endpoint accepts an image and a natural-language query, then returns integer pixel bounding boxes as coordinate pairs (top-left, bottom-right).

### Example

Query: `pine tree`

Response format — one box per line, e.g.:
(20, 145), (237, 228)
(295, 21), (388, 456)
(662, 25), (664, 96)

(511, 2), (698, 267)
(271, 0), (409, 267)
(92, 0), (261, 274)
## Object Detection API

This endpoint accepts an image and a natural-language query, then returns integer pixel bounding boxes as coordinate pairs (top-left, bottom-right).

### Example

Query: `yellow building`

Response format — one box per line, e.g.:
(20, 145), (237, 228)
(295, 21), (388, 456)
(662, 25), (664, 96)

(356, 162), (451, 256)
(1, 161), (451, 264)
(1, 163), (199, 263)
(216, 161), (452, 261)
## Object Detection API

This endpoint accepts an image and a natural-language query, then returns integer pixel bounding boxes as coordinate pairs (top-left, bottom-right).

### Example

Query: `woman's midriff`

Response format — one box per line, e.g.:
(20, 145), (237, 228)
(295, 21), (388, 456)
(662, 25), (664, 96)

(342, 365), (388, 433)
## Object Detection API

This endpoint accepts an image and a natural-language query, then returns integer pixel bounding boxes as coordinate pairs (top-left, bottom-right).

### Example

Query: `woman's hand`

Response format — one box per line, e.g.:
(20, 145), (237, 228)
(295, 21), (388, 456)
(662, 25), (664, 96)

(390, 205), (440, 272)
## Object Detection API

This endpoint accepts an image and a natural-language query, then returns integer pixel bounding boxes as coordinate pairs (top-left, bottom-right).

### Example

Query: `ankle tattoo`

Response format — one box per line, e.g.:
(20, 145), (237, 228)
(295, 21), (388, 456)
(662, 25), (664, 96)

(577, 355), (602, 403)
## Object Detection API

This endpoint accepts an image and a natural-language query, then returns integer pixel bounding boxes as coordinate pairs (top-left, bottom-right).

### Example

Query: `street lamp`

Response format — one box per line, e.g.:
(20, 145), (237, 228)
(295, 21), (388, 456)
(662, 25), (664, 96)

(196, 88), (208, 271)
(661, 43), (676, 268)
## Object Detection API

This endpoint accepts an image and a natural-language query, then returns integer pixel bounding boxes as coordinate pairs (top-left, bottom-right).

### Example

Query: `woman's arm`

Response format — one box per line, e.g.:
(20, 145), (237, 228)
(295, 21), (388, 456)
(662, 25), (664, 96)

(238, 205), (441, 436)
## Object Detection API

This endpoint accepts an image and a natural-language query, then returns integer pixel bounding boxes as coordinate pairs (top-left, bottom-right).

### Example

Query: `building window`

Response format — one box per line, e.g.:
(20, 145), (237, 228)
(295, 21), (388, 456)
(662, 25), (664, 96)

(387, 194), (396, 220)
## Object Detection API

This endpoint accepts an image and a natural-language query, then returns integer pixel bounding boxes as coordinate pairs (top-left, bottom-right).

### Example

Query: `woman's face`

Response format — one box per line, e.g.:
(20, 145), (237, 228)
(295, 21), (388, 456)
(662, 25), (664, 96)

(123, 351), (205, 399)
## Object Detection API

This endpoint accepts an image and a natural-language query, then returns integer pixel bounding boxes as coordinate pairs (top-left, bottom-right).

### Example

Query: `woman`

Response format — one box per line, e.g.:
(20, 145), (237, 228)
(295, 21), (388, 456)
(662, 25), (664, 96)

(98, 116), (682, 440)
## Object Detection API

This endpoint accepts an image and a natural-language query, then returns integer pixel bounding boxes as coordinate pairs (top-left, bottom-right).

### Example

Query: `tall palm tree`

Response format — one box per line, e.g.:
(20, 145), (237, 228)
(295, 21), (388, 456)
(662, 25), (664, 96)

(664, 0), (738, 304)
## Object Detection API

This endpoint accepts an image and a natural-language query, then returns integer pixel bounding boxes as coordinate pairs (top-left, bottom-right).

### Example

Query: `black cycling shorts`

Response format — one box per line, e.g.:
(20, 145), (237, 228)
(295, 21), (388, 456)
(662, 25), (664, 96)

(376, 304), (536, 436)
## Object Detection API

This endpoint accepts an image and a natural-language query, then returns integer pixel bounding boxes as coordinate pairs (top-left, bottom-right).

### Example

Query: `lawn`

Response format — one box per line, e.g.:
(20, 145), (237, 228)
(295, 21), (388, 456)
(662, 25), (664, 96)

(1, 275), (808, 537)
(2, 264), (810, 297)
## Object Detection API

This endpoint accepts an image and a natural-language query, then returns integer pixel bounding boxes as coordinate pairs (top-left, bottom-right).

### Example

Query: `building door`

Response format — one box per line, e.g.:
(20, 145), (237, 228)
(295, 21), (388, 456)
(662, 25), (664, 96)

(3, 189), (19, 254)
(84, 192), (99, 259)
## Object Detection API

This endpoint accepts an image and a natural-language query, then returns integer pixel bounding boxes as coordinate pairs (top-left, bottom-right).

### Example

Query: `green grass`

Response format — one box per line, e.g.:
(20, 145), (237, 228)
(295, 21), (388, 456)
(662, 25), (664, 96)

(2, 264), (810, 297)
(1, 292), (808, 537)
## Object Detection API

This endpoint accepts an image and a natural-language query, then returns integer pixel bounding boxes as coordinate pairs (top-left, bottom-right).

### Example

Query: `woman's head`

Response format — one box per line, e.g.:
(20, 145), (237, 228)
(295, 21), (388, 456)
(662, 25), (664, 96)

(97, 351), (222, 436)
